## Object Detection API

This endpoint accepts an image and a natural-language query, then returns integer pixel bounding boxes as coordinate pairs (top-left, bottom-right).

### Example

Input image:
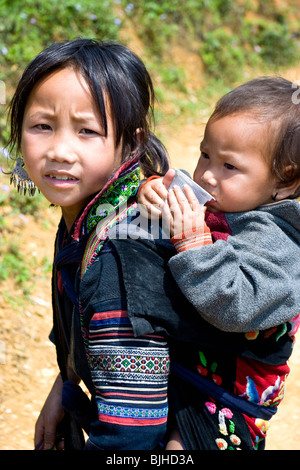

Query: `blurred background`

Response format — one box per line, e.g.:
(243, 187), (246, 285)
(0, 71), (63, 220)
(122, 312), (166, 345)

(0, 0), (300, 450)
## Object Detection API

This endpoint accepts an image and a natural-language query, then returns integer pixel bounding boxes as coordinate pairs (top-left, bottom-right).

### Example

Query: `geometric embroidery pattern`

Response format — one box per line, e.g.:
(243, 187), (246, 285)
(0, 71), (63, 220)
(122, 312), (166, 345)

(87, 309), (170, 426)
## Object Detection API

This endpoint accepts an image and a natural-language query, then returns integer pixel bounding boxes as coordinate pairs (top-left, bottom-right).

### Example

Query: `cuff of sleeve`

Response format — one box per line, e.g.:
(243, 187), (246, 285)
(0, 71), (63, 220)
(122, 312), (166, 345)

(171, 224), (213, 252)
(137, 175), (161, 197)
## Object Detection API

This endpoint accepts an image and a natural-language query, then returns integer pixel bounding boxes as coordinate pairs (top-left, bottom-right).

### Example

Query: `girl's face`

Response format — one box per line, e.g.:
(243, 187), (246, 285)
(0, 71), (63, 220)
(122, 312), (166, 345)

(194, 113), (279, 213)
(21, 67), (122, 228)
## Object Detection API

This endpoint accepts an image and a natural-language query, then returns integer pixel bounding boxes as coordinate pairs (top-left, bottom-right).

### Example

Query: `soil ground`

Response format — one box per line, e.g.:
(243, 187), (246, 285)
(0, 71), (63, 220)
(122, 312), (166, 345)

(1, 115), (300, 452)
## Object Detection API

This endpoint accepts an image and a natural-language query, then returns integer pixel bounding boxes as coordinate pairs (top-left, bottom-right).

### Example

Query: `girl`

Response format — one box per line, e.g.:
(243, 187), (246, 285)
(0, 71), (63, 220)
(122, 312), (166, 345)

(138, 77), (300, 450)
(7, 38), (171, 450)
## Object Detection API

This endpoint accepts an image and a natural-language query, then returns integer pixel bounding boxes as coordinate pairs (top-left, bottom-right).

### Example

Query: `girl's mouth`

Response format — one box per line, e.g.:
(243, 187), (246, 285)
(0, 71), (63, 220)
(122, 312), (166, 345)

(44, 172), (79, 186)
(48, 174), (76, 181)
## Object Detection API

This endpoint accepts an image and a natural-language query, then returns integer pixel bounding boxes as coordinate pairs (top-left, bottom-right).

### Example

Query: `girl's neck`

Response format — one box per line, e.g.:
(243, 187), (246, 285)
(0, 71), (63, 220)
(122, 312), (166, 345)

(61, 195), (95, 232)
(61, 206), (82, 232)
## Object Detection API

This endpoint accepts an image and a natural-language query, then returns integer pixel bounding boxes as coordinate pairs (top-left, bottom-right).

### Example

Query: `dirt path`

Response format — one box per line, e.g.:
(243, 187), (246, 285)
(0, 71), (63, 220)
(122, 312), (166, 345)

(0, 122), (300, 451)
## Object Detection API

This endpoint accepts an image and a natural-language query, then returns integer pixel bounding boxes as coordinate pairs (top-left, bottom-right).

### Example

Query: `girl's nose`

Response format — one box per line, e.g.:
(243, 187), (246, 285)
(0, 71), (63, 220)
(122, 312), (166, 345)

(47, 133), (77, 164)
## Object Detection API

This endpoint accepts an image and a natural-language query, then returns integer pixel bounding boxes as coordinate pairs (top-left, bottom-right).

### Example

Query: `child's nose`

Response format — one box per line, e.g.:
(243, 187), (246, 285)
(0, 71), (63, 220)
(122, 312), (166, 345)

(201, 169), (217, 187)
(47, 134), (77, 164)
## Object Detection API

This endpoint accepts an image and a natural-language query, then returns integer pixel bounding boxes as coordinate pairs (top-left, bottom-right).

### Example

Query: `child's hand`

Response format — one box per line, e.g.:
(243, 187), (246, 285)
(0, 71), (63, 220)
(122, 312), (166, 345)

(163, 184), (206, 238)
(138, 169), (175, 218)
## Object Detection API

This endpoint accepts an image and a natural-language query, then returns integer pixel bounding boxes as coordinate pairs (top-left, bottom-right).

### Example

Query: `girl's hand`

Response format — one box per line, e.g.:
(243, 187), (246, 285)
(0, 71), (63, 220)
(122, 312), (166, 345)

(138, 169), (175, 218)
(34, 373), (65, 450)
(162, 184), (206, 238)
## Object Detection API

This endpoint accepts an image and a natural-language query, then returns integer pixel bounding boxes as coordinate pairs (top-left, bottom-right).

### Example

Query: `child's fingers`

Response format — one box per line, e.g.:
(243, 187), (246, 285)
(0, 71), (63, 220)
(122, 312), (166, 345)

(138, 177), (168, 219)
(167, 187), (184, 215)
(167, 185), (207, 237)
(170, 185), (190, 212)
(138, 177), (167, 205)
(166, 188), (187, 236)
(161, 197), (173, 229)
(182, 184), (202, 211)
(138, 201), (163, 219)
(162, 168), (176, 189)
(147, 176), (168, 201)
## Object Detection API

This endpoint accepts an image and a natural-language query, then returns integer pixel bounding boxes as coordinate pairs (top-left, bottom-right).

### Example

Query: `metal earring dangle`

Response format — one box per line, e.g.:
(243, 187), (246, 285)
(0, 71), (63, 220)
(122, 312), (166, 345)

(10, 157), (38, 196)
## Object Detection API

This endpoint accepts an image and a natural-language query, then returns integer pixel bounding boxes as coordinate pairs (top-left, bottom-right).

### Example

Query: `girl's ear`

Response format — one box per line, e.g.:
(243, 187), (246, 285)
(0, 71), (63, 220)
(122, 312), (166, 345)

(131, 128), (144, 154)
(135, 127), (143, 143)
(275, 165), (300, 200)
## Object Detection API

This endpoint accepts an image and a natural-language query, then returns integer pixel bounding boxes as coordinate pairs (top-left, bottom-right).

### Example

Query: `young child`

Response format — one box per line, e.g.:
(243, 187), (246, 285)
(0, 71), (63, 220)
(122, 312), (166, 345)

(7, 38), (171, 450)
(138, 77), (300, 450)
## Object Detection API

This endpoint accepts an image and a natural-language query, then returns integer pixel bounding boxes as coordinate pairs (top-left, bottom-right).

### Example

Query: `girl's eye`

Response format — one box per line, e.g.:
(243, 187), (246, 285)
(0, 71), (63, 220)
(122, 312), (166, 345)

(36, 124), (51, 130)
(224, 163), (236, 170)
(201, 151), (209, 159)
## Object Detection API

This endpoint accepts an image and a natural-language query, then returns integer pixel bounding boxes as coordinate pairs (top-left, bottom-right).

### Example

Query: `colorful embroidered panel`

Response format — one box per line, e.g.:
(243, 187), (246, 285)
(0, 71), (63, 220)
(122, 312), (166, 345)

(87, 310), (170, 426)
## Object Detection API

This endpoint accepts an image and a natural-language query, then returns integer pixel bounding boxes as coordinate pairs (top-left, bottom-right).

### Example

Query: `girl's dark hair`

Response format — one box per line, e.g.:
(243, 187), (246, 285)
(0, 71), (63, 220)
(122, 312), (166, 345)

(8, 38), (169, 177)
(209, 76), (300, 198)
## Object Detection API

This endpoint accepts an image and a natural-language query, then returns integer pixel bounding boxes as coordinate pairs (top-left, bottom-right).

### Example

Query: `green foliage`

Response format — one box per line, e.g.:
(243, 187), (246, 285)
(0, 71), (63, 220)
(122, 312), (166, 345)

(0, 242), (31, 287)
(243, 18), (296, 67)
(0, 0), (122, 149)
(201, 29), (246, 84)
(1, 185), (46, 215)
(0, 0), (121, 82)
(122, 0), (300, 84)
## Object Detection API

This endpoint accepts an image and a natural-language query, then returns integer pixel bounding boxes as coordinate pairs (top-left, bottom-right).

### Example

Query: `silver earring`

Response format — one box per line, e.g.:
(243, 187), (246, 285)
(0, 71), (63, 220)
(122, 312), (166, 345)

(10, 157), (38, 196)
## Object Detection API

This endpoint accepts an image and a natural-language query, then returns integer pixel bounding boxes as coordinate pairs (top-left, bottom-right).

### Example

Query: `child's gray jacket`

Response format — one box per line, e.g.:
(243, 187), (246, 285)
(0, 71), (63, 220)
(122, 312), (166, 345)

(169, 200), (300, 332)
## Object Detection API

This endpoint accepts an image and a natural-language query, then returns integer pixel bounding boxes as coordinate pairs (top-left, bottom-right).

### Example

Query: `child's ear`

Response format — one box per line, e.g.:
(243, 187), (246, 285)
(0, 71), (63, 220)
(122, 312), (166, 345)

(131, 128), (144, 154)
(275, 165), (300, 200)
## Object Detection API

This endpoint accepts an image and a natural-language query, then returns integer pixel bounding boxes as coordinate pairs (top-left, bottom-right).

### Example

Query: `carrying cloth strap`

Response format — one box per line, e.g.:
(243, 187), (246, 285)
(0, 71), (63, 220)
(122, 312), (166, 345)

(171, 361), (277, 420)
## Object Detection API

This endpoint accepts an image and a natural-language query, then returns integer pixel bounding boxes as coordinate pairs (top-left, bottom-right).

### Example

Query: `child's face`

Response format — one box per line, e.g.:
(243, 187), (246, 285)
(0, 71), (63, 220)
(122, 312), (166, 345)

(21, 67), (122, 224)
(194, 113), (279, 213)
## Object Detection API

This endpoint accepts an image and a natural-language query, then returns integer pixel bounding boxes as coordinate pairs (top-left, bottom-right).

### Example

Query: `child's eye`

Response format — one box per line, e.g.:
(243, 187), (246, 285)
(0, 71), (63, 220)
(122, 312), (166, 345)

(201, 151), (209, 159)
(80, 128), (97, 135)
(224, 163), (236, 170)
(36, 124), (51, 130)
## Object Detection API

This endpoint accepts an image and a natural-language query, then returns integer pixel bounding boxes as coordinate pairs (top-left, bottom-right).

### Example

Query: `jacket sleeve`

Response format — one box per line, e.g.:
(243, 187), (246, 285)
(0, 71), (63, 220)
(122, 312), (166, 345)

(78, 241), (169, 450)
(168, 208), (300, 332)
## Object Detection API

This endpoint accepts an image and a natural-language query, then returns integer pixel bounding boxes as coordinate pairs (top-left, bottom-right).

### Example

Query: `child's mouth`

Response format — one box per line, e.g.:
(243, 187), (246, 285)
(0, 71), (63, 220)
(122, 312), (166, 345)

(49, 174), (76, 181)
(44, 172), (79, 187)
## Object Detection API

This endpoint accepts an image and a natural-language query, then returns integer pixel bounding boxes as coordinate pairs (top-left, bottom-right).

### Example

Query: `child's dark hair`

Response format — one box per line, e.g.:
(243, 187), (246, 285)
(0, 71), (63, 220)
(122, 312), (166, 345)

(209, 76), (300, 199)
(8, 38), (169, 177)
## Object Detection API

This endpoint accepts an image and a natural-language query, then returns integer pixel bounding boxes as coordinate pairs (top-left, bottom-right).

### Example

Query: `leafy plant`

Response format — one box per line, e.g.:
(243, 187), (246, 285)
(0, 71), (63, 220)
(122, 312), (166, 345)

(200, 29), (246, 84)
(0, 0), (121, 78)
(0, 242), (31, 286)
(121, 0), (300, 84)
(0, 0), (123, 150)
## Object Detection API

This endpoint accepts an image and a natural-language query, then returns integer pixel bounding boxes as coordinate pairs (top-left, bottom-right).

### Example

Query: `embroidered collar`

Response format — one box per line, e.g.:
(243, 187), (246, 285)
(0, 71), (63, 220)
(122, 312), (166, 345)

(73, 156), (140, 242)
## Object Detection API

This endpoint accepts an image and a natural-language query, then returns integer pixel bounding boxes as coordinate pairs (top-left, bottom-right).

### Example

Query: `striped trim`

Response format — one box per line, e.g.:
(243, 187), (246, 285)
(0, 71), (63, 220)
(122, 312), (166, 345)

(97, 404), (168, 426)
(171, 225), (213, 252)
(87, 309), (169, 427)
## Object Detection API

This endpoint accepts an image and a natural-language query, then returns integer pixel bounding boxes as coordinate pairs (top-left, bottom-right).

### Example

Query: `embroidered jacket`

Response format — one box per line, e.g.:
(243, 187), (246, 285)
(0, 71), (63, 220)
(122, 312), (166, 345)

(52, 159), (169, 450)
